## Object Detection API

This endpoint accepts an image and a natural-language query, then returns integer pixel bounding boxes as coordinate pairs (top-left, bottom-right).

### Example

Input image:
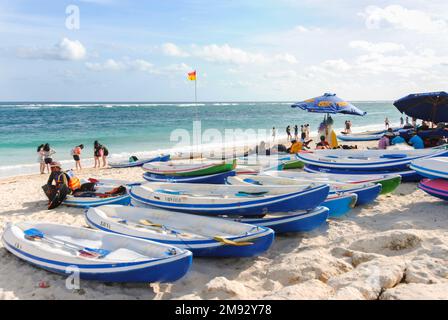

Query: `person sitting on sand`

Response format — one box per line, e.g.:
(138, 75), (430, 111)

(316, 136), (330, 150)
(71, 144), (84, 171)
(288, 139), (312, 154)
(46, 161), (81, 194)
(408, 132), (424, 149)
(378, 134), (390, 150)
(391, 134), (406, 145)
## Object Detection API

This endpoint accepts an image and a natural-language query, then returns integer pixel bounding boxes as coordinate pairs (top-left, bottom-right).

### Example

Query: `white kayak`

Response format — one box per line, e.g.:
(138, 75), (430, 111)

(64, 185), (131, 208)
(130, 182), (330, 216)
(110, 154), (170, 169)
(297, 147), (448, 171)
(85, 205), (274, 257)
(410, 157), (448, 179)
(142, 159), (236, 176)
(2, 222), (192, 283)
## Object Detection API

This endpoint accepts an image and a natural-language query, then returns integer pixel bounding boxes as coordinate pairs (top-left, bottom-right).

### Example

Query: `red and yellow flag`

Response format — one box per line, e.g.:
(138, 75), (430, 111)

(188, 70), (197, 81)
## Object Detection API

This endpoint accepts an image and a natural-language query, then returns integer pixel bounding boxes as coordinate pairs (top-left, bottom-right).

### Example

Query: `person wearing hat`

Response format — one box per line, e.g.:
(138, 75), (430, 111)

(46, 161), (81, 193)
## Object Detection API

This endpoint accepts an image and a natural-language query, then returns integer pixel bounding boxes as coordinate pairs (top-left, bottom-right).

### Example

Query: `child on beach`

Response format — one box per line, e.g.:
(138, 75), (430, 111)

(71, 144), (84, 171)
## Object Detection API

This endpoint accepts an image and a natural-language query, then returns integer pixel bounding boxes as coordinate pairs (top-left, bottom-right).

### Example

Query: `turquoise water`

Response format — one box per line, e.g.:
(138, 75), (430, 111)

(0, 101), (402, 177)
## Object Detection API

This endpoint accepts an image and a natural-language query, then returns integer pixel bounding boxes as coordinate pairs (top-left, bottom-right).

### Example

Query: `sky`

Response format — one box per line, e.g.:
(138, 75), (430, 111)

(0, 0), (447, 101)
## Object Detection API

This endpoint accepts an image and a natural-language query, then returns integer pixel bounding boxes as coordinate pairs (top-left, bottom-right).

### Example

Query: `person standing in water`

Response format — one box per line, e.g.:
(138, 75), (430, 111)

(272, 127), (276, 142)
(71, 144), (84, 171)
(385, 117), (390, 129)
(400, 117), (404, 127)
(294, 125), (299, 141)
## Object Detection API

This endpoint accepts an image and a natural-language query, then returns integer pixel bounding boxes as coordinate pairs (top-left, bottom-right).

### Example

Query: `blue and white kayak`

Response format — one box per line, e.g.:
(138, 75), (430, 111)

(337, 133), (383, 141)
(85, 205), (274, 257)
(129, 182), (330, 216)
(230, 206), (329, 233)
(110, 154), (171, 169)
(410, 157), (448, 180)
(297, 147), (448, 171)
(64, 185), (131, 208)
(143, 170), (236, 184)
(2, 222), (192, 283)
(234, 174), (381, 207)
(304, 165), (422, 182)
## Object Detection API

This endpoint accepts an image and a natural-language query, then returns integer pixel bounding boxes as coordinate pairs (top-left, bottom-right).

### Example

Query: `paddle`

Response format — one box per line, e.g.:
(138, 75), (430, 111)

(24, 228), (110, 259)
(214, 236), (253, 246)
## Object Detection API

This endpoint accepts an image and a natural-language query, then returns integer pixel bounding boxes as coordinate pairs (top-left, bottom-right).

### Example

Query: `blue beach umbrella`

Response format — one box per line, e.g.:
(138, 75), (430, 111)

(291, 93), (367, 116)
(393, 91), (448, 123)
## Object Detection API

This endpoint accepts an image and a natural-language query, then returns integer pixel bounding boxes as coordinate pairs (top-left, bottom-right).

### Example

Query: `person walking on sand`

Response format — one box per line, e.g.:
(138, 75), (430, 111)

(101, 144), (109, 168)
(71, 144), (84, 171)
(286, 125), (292, 142)
(37, 144), (46, 174)
(272, 127), (276, 142)
(294, 125), (299, 141)
(305, 124), (310, 140)
(43, 143), (56, 173)
(94, 141), (101, 168)
(400, 117), (404, 127)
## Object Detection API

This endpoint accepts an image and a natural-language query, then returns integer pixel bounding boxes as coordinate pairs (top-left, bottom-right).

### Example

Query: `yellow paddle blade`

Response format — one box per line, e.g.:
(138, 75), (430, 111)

(139, 219), (163, 228)
(214, 236), (253, 246)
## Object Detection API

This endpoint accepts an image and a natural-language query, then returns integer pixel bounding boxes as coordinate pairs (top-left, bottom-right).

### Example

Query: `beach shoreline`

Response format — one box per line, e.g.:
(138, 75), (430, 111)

(1, 139), (447, 300)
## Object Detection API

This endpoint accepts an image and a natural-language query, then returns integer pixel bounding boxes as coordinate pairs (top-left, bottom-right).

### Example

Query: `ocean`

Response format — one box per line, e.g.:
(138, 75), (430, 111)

(0, 101), (403, 178)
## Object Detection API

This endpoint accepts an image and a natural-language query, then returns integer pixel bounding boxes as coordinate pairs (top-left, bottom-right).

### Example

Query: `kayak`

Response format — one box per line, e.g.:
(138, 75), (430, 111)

(110, 154), (170, 169)
(2, 222), (192, 283)
(143, 170), (236, 184)
(263, 170), (401, 195)
(129, 182), (330, 216)
(143, 159), (237, 177)
(230, 206), (329, 233)
(418, 179), (448, 201)
(85, 205), (274, 257)
(410, 157), (448, 180)
(237, 174), (382, 206)
(64, 185), (131, 208)
(297, 147), (448, 171)
(304, 165), (422, 183)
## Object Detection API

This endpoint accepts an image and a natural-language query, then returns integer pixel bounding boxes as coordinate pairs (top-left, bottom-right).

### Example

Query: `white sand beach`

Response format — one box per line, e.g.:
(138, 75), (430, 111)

(1, 141), (447, 300)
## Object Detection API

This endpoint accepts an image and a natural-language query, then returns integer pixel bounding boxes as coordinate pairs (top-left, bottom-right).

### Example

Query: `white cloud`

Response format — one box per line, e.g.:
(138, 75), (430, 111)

(274, 53), (298, 64)
(349, 41), (405, 54)
(161, 43), (189, 57)
(17, 38), (86, 61)
(320, 59), (352, 72)
(192, 44), (268, 65)
(362, 5), (448, 33)
(86, 58), (156, 73)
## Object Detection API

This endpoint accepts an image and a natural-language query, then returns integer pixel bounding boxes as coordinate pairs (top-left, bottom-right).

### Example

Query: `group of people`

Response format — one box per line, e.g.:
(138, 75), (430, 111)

(378, 128), (425, 150)
(36, 141), (109, 174)
(280, 124), (311, 142)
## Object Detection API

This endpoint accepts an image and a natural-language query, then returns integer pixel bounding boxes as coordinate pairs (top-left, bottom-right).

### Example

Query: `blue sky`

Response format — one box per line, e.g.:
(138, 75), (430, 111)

(0, 0), (447, 101)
